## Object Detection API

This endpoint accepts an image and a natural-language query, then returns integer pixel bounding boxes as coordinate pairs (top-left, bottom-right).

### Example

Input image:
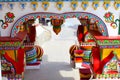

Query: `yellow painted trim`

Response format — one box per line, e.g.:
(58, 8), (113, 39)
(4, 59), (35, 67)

(31, 2), (38, 11)
(92, 1), (99, 10)
(81, 1), (89, 10)
(101, 48), (120, 60)
(42, 1), (49, 11)
(103, 1), (110, 10)
(56, 1), (63, 11)
(114, 1), (120, 10)
(71, 1), (78, 10)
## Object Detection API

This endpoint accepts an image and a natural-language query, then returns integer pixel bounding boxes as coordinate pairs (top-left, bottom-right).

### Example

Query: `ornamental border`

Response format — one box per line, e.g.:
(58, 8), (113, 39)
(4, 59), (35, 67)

(100, 45), (120, 48)
(10, 12), (108, 37)
(96, 40), (120, 46)
(0, 0), (115, 2)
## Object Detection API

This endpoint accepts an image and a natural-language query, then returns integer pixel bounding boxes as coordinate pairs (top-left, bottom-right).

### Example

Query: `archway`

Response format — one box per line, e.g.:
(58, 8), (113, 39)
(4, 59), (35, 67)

(10, 12), (108, 37)
(9, 12), (108, 80)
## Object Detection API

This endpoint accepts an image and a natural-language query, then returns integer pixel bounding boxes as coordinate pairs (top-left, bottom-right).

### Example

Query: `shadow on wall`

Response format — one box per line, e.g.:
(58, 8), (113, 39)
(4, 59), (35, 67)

(24, 55), (75, 80)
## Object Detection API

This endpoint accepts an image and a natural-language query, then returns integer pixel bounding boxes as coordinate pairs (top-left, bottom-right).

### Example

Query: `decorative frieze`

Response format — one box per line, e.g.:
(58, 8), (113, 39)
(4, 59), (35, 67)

(96, 40), (120, 46)
(0, 1), (119, 11)
(11, 12), (108, 37)
(0, 41), (22, 50)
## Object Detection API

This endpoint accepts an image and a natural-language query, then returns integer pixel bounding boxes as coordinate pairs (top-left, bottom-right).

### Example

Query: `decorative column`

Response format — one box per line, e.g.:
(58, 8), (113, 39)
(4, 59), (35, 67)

(51, 19), (63, 35)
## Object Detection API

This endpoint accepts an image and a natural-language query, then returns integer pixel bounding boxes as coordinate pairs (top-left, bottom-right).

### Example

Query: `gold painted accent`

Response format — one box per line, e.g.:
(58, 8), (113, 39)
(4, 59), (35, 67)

(105, 15), (114, 23)
(5, 50), (18, 61)
(31, 2), (38, 11)
(92, 1), (99, 10)
(114, 1), (120, 10)
(103, 1), (110, 10)
(81, 1), (89, 10)
(42, 2), (49, 11)
(71, 1), (78, 10)
(56, 1), (63, 11)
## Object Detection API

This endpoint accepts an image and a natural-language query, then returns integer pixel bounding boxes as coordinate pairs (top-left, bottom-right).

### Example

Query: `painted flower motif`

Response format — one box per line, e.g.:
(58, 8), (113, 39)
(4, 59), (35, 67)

(104, 12), (114, 23)
(6, 12), (15, 19)
(104, 12), (112, 18)
(5, 12), (15, 23)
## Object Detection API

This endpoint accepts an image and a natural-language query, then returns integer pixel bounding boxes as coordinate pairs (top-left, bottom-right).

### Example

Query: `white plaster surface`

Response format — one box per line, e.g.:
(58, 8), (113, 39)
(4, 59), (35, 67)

(0, 1), (120, 36)
(24, 39), (80, 80)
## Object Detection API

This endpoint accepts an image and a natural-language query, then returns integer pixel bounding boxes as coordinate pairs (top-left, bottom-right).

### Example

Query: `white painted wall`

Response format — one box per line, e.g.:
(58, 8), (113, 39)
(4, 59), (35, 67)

(0, 1), (119, 36)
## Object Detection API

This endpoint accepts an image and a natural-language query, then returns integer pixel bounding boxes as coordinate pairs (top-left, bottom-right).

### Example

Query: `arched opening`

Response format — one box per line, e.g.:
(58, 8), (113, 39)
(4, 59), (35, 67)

(10, 12), (108, 37)
(9, 12), (108, 80)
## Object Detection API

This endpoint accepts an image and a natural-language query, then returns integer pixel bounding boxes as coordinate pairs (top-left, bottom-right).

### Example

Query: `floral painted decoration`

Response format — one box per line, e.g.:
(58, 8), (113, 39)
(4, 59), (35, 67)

(104, 12), (114, 23)
(104, 12), (120, 32)
(5, 12), (15, 23)
(111, 19), (120, 31)
(11, 12), (108, 36)
(0, 12), (15, 29)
